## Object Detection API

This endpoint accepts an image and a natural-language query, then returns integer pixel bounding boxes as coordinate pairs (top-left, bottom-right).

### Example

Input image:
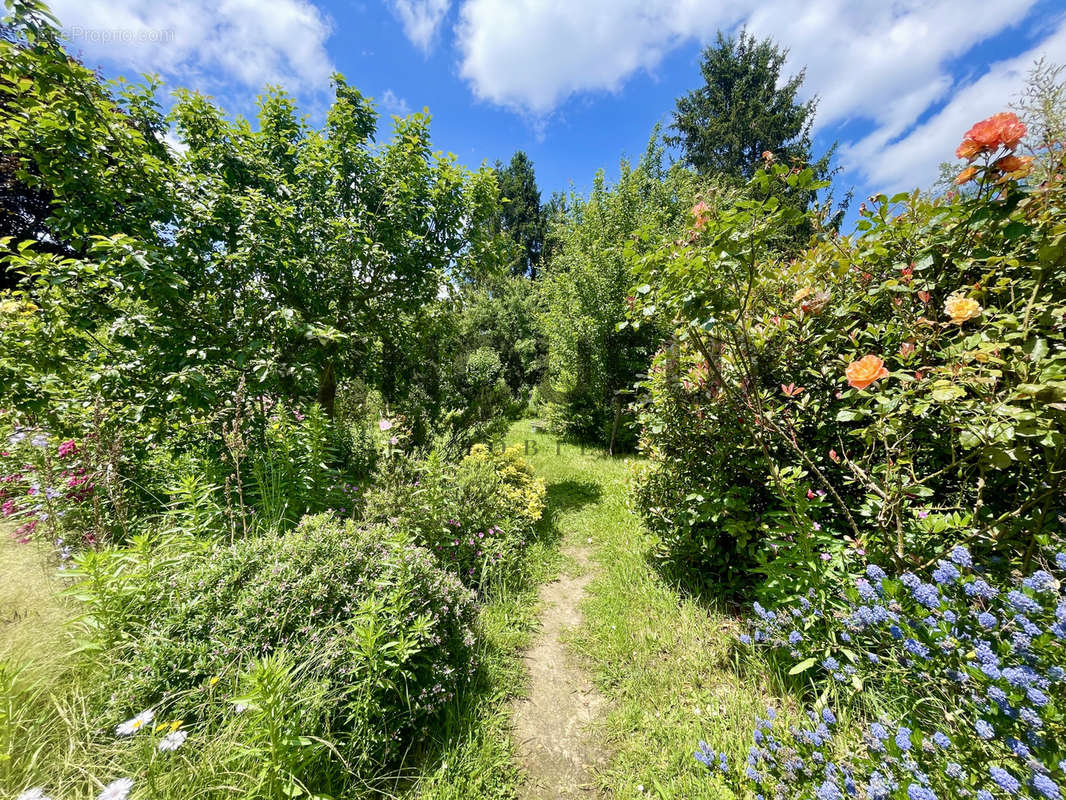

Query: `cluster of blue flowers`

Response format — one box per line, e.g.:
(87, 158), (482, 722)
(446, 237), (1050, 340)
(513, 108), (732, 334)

(695, 546), (1065, 799)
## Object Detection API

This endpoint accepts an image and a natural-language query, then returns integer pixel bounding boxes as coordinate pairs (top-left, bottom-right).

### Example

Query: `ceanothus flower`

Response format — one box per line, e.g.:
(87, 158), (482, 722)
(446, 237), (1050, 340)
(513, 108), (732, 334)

(1032, 773), (1062, 800)
(1023, 570), (1056, 594)
(990, 766), (1020, 794)
(1008, 590), (1042, 615)
(978, 612), (998, 629)
(965, 579), (997, 600)
(932, 560), (959, 585)
(895, 727), (913, 751)
(975, 719), (995, 739)
(950, 545), (973, 567)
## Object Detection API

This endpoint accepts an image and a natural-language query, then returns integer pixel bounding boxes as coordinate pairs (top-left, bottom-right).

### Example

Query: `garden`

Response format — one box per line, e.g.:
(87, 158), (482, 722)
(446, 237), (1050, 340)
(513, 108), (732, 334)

(1, 1), (1065, 798)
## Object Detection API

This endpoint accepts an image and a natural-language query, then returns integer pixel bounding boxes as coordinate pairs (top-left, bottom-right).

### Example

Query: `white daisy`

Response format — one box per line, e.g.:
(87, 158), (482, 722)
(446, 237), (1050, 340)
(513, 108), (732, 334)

(97, 778), (133, 800)
(115, 709), (154, 736)
(17, 788), (51, 800)
(158, 730), (188, 751)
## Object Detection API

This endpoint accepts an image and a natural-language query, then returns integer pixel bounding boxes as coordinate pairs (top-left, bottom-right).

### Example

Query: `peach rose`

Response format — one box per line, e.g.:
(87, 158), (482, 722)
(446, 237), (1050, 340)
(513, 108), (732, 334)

(954, 165), (980, 185)
(955, 139), (984, 161)
(944, 293), (982, 325)
(994, 154), (1034, 178)
(962, 112), (1027, 152)
(845, 355), (890, 390)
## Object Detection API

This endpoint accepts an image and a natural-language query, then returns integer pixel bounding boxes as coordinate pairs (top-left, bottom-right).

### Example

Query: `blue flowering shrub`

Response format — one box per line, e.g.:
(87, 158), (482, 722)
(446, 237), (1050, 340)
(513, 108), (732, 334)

(696, 546), (1066, 799)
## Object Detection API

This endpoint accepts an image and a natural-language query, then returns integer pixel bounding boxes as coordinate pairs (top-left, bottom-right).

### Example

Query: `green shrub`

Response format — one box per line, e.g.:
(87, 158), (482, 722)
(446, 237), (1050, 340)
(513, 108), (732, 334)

(90, 514), (478, 769)
(629, 114), (1066, 597)
(364, 444), (546, 589)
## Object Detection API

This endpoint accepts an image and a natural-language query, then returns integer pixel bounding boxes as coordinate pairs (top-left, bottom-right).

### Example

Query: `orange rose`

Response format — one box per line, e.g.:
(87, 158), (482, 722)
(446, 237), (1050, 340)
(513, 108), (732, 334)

(845, 355), (890, 390)
(954, 165), (980, 185)
(994, 154), (1034, 178)
(960, 112), (1027, 152)
(955, 139), (984, 161)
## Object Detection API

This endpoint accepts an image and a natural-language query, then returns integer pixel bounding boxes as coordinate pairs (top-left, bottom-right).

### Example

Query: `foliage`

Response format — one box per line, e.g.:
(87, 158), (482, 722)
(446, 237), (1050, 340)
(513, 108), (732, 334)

(74, 514), (478, 775)
(364, 444), (545, 589)
(540, 134), (694, 446)
(494, 151), (546, 278)
(699, 546), (1066, 800)
(0, 3), (507, 428)
(1013, 58), (1066, 185)
(630, 114), (1066, 595)
(666, 30), (820, 180)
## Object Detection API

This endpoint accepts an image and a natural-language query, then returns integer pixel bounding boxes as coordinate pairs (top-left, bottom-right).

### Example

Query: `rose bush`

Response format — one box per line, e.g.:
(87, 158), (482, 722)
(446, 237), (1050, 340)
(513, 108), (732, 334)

(628, 110), (1066, 597)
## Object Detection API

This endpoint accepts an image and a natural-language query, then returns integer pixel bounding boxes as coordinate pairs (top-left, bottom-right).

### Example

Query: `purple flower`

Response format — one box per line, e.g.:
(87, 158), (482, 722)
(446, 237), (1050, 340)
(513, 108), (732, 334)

(990, 766), (1020, 794)
(975, 719), (995, 740)
(949, 545), (972, 567)
(1032, 774), (1061, 800)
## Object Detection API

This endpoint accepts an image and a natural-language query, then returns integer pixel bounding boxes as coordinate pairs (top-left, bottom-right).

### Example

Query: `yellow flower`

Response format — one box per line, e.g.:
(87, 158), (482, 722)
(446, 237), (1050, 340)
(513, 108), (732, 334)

(944, 293), (982, 325)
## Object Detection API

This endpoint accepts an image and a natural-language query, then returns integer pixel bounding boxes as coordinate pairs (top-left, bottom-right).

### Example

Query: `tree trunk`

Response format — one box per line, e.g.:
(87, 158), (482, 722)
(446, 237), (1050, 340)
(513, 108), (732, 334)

(317, 361), (336, 417)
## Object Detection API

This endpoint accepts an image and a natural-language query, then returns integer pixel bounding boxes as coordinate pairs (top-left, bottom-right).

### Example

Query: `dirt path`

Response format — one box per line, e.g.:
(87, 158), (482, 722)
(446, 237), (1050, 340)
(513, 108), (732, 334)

(512, 543), (610, 798)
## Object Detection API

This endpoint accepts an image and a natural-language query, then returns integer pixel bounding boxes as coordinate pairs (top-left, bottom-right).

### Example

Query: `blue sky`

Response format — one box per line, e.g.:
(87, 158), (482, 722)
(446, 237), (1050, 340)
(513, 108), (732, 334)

(51, 0), (1066, 226)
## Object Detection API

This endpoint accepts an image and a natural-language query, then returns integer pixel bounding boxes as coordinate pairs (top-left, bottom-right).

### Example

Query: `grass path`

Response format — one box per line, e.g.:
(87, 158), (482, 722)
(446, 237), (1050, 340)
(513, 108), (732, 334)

(499, 424), (785, 800)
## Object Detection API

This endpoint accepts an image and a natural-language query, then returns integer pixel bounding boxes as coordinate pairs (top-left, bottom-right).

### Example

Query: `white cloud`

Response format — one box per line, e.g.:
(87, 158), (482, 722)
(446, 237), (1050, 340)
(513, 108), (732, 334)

(52, 0), (334, 94)
(454, 0), (1054, 189)
(845, 14), (1066, 193)
(381, 88), (411, 116)
(387, 0), (451, 53)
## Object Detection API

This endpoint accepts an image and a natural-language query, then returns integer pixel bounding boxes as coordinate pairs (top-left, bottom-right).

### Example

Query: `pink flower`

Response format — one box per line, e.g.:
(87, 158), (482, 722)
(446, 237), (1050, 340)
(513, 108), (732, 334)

(1, 499), (14, 516)
(379, 419), (393, 432)
(820, 552), (831, 561)
(57, 439), (77, 458)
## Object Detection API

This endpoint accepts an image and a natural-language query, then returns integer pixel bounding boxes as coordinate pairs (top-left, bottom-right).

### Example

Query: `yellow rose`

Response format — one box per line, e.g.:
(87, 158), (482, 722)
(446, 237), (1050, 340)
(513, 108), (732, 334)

(944, 293), (982, 325)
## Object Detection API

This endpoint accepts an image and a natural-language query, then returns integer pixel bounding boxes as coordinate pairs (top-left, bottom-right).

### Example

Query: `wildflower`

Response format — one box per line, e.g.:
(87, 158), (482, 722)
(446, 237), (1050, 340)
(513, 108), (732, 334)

(931, 732), (950, 748)
(931, 561), (959, 585)
(789, 630), (803, 645)
(943, 293), (981, 325)
(16, 789), (50, 800)
(30, 434), (47, 448)
(158, 730), (188, 751)
(978, 612), (997, 629)
(975, 719), (995, 739)
(845, 355), (890, 390)
(904, 639), (930, 658)
(57, 439), (77, 458)
(990, 766), (1020, 794)
(97, 778), (134, 800)
(946, 763), (964, 779)
(115, 709), (154, 736)
(694, 741), (716, 770)
(907, 786), (937, 800)
(821, 707), (836, 725)
(378, 418), (393, 432)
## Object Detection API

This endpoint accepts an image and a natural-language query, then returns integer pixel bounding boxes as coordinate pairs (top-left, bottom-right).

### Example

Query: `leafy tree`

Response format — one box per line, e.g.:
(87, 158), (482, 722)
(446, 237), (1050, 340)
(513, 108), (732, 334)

(0, 2), (506, 429)
(494, 150), (545, 278)
(667, 30), (818, 179)
(539, 135), (694, 447)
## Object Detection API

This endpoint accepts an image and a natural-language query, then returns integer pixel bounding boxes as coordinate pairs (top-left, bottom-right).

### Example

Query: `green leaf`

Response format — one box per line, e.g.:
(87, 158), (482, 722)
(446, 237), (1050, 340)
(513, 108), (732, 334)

(789, 657), (817, 675)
